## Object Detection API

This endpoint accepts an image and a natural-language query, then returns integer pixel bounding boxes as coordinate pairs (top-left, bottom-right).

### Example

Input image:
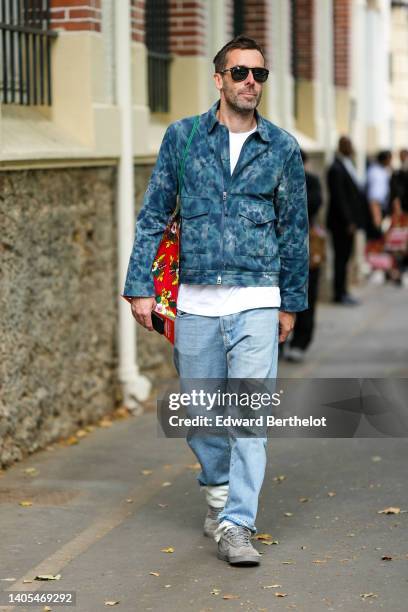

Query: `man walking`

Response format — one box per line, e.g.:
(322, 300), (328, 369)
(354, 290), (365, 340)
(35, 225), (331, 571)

(285, 149), (323, 363)
(123, 36), (308, 566)
(327, 136), (367, 305)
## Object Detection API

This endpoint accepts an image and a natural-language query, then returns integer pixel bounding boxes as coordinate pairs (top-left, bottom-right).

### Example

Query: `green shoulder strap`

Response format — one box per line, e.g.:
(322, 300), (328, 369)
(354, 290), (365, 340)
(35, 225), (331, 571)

(174, 115), (200, 217)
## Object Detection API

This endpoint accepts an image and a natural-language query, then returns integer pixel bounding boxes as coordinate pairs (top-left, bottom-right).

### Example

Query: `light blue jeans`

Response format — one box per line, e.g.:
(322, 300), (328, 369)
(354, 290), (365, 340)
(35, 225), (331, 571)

(173, 308), (279, 533)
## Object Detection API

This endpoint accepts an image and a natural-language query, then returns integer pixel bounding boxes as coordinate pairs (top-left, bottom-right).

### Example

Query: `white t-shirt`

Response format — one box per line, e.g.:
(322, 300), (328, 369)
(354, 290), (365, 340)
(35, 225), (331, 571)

(177, 126), (281, 316)
(366, 163), (390, 211)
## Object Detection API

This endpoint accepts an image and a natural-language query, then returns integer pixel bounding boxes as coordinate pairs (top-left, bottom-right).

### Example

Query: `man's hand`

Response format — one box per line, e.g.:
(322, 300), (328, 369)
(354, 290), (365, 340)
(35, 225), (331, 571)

(278, 311), (296, 344)
(370, 201), (383, 228)
(130, 297), (156, 331)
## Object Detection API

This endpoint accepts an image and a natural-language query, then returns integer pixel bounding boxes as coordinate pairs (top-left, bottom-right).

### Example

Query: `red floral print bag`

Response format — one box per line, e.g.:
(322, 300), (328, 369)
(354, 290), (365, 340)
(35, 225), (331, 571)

(148, 116), (200, 343)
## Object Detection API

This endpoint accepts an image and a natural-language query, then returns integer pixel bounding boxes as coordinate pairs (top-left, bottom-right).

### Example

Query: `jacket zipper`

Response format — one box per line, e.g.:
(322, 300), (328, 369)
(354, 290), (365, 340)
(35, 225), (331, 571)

(217, 131), (254, 285)
(217, 190), (227, 284)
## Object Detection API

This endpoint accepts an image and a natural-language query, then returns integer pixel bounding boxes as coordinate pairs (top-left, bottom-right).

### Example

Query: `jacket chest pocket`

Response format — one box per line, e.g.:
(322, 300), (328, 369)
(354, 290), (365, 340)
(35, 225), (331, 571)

(180, 197), (210, 254)
(235, 200), (277, 257)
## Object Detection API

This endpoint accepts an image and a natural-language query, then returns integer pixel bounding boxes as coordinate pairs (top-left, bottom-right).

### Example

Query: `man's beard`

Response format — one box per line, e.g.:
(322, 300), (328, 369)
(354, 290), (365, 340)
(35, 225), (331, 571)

(223, 84), (262, 115)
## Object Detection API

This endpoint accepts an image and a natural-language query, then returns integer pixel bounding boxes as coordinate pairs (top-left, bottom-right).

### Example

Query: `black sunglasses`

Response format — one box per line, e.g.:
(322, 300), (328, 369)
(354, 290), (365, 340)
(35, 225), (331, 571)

(220, 65), (269, 83)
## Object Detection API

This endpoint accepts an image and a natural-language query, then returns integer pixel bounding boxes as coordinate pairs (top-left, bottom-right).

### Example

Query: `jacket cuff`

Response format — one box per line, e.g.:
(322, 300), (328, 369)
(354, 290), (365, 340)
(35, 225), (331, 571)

(122, 279), (155, 298)
(280, 295), (309, 313)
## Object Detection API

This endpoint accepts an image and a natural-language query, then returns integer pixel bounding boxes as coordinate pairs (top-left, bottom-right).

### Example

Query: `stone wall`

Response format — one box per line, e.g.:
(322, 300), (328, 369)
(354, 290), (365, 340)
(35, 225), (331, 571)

(0, 166), (120, 467)
(0, 161), (181, 469)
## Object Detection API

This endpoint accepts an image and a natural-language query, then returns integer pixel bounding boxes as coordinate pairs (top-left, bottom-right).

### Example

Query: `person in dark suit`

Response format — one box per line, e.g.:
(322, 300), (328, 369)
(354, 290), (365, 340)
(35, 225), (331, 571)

(326, 136), (367, 305)
(391, 149), (408, 215)
(285, 150), (323, 362)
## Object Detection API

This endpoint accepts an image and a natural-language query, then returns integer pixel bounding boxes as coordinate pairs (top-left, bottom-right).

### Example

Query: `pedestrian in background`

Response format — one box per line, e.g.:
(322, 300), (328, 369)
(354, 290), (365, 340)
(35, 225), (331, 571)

(390, 148), (408, 215)
(366, 150), (393, 229)
(327, 136), (367, 305)
(285, 149), (323, 363)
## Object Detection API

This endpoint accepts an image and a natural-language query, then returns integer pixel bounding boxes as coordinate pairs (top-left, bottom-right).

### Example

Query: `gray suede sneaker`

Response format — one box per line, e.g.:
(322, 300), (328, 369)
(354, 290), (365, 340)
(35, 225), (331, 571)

(216, 524), (261, 566)
(203, 505), (223, 538)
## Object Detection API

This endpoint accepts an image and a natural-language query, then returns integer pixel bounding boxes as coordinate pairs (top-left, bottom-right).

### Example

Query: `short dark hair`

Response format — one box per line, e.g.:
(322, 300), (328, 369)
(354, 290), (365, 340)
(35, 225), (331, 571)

(377, 150), (392, 164)
(213, 35), (266, 73)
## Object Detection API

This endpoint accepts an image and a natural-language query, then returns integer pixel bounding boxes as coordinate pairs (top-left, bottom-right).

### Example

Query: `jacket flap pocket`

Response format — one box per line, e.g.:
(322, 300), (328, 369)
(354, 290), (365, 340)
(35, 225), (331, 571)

(181, 197), (211, 219)
(239, 201), (276, 224)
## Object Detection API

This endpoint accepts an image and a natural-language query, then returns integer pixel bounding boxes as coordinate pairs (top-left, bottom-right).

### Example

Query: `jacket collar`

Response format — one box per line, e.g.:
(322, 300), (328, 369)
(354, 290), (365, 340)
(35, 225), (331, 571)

(205, 100), (270, 143)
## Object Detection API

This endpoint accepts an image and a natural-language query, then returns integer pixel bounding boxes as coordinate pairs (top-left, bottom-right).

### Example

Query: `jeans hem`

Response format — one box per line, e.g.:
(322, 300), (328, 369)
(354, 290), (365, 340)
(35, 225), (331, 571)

(199, 481), (229, 488)
(217, 513), (257, 534)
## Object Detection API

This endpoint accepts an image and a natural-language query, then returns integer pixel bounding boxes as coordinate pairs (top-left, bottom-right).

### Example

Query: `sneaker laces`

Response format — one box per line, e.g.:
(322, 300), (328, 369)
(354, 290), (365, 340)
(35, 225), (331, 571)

(223, 524), (252, 546)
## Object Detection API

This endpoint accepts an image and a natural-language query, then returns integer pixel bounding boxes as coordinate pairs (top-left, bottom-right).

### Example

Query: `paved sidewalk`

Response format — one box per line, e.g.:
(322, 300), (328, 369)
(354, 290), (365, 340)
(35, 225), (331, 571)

(1, 283), (407, 612)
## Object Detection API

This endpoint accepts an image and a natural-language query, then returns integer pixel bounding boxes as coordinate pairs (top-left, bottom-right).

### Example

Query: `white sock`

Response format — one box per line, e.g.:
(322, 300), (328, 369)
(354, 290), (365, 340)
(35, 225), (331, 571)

(203, 484), (229, 509)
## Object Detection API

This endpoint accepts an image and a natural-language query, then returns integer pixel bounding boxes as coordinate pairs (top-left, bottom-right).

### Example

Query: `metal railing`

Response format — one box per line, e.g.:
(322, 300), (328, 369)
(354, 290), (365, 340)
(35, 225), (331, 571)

(146, 0), (171, 113)
(147, 50), (171, 113)
(0, 0), (57, 106)
(233, 0), (245, 37)
(290, 0), (299, 119)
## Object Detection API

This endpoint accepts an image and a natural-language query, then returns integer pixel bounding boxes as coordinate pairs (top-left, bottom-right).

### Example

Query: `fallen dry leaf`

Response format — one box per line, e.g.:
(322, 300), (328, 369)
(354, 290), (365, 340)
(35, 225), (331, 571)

(274, 592), (287, 598)
(371, 455), (382, 462)
(160, 547), (174, 553)
(164, 585), (171, 588)
(99, 419), (113, 428)
(23, 579), (33, 583)
(126, 499), (133, 503)
(284, 512), (293, 517)
(261, 539), (279, 546)
(104, 601), (120, 606)
(223, 594), (240, 600)
(141, 469), (153, 476)
(161, 481), (172, 487)
(114, 407), (131, 419)
(378, 507), (400, 515)
(0, 578), (16, 582)
(23, 467), (38, 476)
(76, 429), (88, 438)
(254, 533), (273, 541)
(312, 559), (327, 564)
(299, 497), (309, 503)
(381, 555), (392, 561)
(149, 572), (160, 577)
(43, 607), (52, 611)
(360, 593), (378, 599)
(211, 588), (221, 595)
(327, 491), (336, 497)
(19, 501), (33, 507)
(273, 475), (287, 483)
(66, 436), (79, 446)
(262, 584), (282, 589)
(158, 503), (168, 508)
(282, 561), (294, 565)
(35, 574), (61, 581)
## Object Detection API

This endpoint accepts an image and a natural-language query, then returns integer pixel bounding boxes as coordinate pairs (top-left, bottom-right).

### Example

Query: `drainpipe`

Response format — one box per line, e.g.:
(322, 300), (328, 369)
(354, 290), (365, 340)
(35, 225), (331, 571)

(115, 0), (151, 411)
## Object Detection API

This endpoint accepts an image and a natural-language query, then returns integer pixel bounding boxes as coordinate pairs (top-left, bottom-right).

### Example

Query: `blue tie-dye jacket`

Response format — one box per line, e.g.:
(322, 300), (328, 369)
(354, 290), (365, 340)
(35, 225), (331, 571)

(123, 100), (309, 312)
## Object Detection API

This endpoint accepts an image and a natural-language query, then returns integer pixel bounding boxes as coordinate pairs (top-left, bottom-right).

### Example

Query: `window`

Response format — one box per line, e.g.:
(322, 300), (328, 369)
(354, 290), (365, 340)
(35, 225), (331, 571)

(146, 0), (171, 113)
(290, 0), (299, 119)
(0, 0), (57, 106)
(233, 0), (245, 37)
